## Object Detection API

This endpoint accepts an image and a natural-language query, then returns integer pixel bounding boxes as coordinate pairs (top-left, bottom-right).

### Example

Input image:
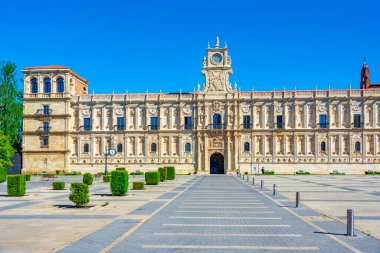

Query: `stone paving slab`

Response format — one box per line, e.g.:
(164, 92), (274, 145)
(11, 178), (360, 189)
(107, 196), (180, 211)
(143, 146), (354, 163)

(107, 176), (380, 253)
(57, 219), (142, 253)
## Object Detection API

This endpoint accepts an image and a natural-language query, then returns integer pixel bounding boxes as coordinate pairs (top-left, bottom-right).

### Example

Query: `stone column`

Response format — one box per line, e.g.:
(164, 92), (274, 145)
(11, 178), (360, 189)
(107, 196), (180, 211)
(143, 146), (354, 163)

(373, 103), (377, 128)
(336, 104), (341, 128)
(226, 132), (231, 172)
(168, 107), (173, 129)
(134, 108), (139, 130)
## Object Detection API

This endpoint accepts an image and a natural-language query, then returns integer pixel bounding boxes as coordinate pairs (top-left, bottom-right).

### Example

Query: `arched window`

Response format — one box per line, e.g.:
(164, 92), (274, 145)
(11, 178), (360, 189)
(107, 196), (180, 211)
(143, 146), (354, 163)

(83, 143), (89, 153)
(31, 78), (38, 93)
(213, 114), (222, 129)
(43, 78), (51, 93)
(151, 143), (157, 152)
(117, 143), (123, 153)
(355, 142), (361, 152)
(321, 142), (326, 152)
(244, 142), (250, 152)
(185, 143), (191, 152)
(57, 77), (64, 93)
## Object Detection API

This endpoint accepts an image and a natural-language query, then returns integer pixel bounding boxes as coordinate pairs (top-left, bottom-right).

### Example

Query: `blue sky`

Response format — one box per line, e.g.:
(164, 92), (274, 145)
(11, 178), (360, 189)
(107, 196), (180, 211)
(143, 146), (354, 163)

(1, 0), (379, 93)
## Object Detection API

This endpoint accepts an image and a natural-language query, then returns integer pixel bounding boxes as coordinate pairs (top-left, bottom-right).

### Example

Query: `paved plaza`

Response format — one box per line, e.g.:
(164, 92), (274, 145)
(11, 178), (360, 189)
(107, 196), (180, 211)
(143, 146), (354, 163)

(0, 175), (379, 252)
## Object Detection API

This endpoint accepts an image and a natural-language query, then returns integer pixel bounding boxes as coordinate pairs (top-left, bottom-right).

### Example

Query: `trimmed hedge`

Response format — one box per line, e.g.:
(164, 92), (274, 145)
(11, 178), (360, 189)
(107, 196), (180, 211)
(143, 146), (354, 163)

(365, 170), (380, 175)
(296, 171), (310, 175)
(56, 170), (61, 175)
(103, 175), (111, 182)
(244, 172), (248, 175)
(145, 171), (160, 185)
(0, 167), (7, 183)
(116, 167), (126, 171)
(133, 181), (145, 190)
(25, 174), (31, 181)
(111, 170), (129, 196)
(166, 166), (175, 180)
(52, 181), (65, 190)
(69, 183), (89, 207)
(158, 167), (167, 182)
(130, 171), (144, 175)
(83, 173), (93, 185)
(264, 171), (275, 175)
(7, 175), (26, 197)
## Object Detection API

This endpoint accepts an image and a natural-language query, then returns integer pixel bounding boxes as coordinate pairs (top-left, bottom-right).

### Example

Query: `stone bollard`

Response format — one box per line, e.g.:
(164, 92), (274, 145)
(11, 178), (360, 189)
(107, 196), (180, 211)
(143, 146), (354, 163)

(273, 184), (276, 196)
(260, 180), (263, 190)
(347, 209), (355, 236)
(296, 192), (300, 208)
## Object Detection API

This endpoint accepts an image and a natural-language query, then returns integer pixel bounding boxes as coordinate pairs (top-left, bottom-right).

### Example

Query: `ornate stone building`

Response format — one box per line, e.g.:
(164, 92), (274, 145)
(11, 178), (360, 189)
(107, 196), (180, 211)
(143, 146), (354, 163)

(22, 38), (380, 174)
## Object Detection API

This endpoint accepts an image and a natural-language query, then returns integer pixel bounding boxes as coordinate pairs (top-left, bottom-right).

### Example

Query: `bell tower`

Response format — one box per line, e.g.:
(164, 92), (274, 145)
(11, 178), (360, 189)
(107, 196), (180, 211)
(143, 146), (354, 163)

(201, 36), (233, 92)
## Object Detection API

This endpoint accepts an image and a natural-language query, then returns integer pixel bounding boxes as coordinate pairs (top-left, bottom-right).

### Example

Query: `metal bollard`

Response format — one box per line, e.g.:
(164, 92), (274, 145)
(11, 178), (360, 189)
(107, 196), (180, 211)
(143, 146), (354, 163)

(243, 174), (245, 180)
(273, 184), (276, 195)
(347, 209), (355, 236)
(296, 192), (300, 208)
(247, 175), (249, 182)
(260, 180), (263, 190)
(252, 177), (255, 186)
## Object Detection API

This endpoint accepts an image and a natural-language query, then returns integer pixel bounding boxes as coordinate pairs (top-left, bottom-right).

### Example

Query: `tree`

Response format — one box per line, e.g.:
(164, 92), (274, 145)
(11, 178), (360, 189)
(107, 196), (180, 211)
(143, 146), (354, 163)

(0, 132), (14, 168)
(0, 61), (23, 150)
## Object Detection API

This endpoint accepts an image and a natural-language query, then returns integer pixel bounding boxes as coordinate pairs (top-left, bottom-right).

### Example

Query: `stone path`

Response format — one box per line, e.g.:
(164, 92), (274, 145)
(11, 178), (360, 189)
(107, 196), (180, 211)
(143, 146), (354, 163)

(1, 175), (380, 252)
(94, 175), (379, 253)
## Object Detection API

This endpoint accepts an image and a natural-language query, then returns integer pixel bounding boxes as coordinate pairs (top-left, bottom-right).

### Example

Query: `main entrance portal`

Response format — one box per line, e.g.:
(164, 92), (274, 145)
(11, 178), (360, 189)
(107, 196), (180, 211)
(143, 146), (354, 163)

(210, 153), (224, 174)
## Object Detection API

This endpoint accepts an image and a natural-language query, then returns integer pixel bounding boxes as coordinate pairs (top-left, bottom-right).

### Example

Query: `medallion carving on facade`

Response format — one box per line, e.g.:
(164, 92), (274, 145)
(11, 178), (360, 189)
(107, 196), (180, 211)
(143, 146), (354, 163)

(210, 137), (223, 149)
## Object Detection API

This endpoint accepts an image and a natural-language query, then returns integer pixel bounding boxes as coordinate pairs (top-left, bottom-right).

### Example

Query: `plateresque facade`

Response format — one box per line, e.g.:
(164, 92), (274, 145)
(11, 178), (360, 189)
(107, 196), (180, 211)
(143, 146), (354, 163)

(22, 38), (380, 174)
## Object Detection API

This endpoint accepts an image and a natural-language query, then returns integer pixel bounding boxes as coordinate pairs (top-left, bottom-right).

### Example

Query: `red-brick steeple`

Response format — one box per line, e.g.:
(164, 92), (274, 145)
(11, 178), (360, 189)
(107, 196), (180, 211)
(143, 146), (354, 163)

(360, 61), (370, 89)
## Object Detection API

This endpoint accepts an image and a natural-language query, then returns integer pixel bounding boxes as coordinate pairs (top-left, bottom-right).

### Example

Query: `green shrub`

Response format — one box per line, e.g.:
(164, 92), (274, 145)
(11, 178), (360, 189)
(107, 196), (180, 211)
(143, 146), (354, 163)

(116, 167), (126, 171)
(56, 170), (61, 175)
(296, 171), (310, 175)
(0, 168), (7, 183)
(103, 175), (111, 182)
(133, 181), (145, 190)
(244, 172), (248, 175)
(264, 171), (275, 175)
(83, 173), (93, 185)
(52, 181), (65, 190)
(130, 171), (144, 175)
(365, 170), (380, 175)
(110, 170), (129, 196)
(69, 183), (89, 207)
(7, 175), (26, 197)
(25, 174), (31, 181)
(145, 171), (160, 185)
(329, 172), (345, 175)
(166, 166), (175, 180)
(158, 167), (167, 182)
(188, 172), (191, 175)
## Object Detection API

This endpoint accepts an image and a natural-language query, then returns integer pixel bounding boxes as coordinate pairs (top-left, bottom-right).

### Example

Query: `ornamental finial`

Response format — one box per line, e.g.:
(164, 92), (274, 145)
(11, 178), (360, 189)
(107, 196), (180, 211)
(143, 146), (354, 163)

(216, 36), (220, 48)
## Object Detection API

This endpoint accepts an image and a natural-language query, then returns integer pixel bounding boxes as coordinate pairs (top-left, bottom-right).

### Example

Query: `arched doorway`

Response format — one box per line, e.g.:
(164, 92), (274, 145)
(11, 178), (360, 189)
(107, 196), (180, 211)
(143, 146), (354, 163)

(210, 153), (224, 174)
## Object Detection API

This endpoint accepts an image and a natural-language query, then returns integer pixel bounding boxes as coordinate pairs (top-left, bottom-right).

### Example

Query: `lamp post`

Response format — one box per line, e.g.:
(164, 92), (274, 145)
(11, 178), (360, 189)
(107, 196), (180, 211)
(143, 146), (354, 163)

(104, 148), (116, 176)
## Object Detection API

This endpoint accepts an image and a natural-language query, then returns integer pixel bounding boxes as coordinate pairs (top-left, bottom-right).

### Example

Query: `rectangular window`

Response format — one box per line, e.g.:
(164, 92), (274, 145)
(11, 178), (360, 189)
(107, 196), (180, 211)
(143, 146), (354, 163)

(276, 115), (283, 129)
(41, 136), (49, 147)
(84, 118), (91, 131)
(354, 114), (361, 128)
(43, 105), (50, 115)
(319, 114), (327, 128)
(150, 117), (158, 130)
(243, 115), (251, 129)
(43, 122), (50, 132)
(184, 116), (192, 130)
(117, 117), (125, 130)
